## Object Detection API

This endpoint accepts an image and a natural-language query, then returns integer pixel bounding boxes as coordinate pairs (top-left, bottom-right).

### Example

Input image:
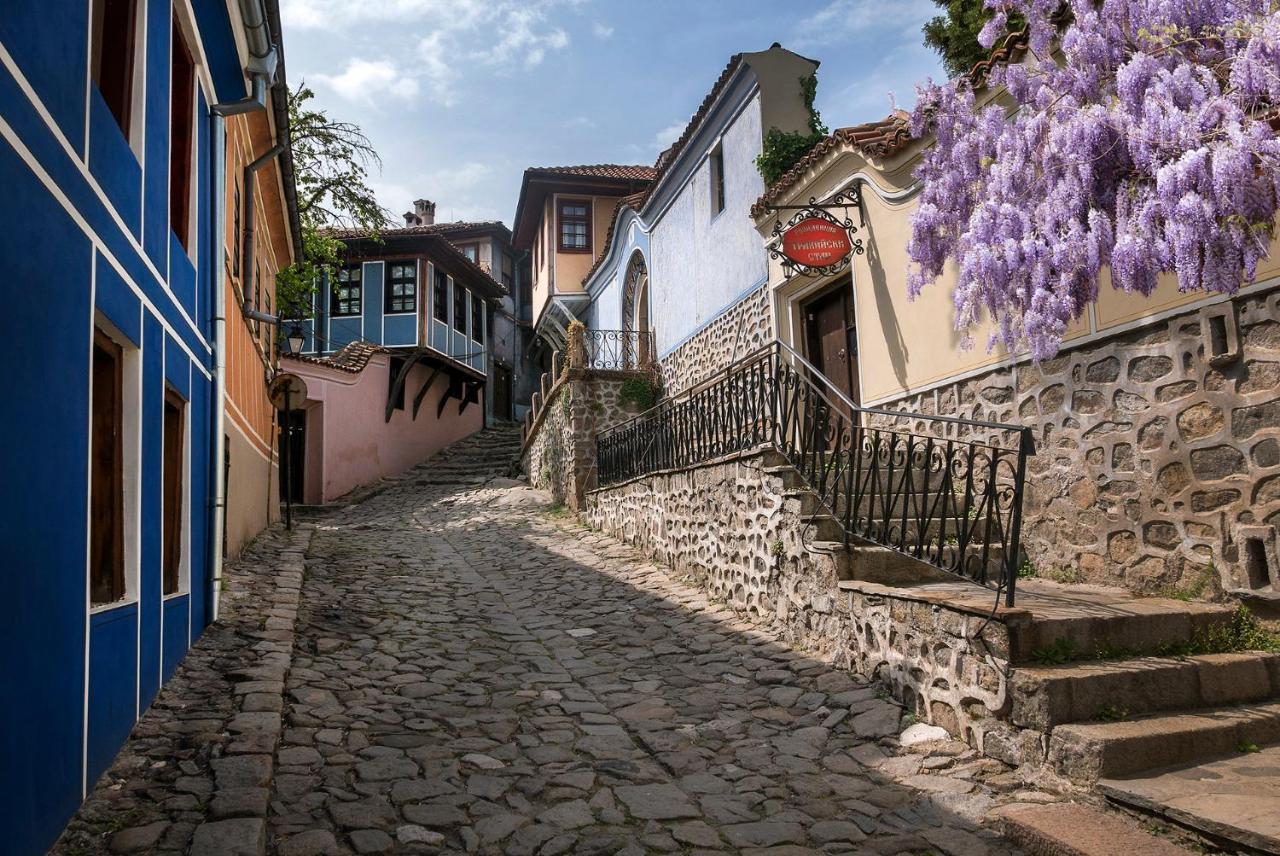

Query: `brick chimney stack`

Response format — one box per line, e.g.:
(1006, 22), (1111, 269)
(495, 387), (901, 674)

(403, 199), (438, 226)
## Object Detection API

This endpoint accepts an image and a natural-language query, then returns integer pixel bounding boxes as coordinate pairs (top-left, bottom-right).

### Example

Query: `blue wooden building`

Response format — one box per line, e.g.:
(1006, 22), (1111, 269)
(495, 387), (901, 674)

(0, 0), (282, 851)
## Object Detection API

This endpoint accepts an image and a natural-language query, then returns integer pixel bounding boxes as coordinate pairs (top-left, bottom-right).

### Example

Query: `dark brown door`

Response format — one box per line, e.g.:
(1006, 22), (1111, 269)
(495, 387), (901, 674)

(162, 388), (185, 595)
(279, 411), (305, 504)
(91, 330), (125, 605)
(802, 280), (859, 405)
(494, 364), (513, 421)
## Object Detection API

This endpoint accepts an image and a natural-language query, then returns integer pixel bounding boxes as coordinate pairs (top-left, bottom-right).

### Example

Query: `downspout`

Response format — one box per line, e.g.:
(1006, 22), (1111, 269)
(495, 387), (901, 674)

(240, 142), (286, 325)
(207, 0), (276, 622)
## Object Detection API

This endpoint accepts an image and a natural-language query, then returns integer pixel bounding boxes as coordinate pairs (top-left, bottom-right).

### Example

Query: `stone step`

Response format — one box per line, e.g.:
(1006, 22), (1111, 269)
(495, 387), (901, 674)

(1098, 743), (1280, 855)
(800, 514), (845, 542)
(1007, 595), (1236, 665)
(994, 802), (1197, 856)
(1047, 701), (1280, 782)
(1011, 652), (1280, 729)
(814, 542), (961, 585)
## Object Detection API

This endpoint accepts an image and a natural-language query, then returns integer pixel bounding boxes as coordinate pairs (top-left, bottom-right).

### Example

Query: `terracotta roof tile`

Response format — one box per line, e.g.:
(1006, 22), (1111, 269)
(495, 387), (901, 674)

(750, 28), (1032, 216)
(325, 220), (508, 240)
(286, 340), (383, 374)
(523, 164), (657, 182)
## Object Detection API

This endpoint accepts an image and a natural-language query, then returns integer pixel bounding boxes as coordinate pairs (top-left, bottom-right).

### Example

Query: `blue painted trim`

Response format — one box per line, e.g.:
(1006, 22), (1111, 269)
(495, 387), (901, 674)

(657, 274), (768, 361)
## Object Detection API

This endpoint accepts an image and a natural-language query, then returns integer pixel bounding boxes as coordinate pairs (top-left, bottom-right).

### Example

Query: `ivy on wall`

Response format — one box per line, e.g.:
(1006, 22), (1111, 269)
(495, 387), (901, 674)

(755, 74), (829, 186)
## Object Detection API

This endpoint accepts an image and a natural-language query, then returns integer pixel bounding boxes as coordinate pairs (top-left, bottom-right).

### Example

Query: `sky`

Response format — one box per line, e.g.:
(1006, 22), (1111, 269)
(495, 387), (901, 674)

(278, 0), (946, 227)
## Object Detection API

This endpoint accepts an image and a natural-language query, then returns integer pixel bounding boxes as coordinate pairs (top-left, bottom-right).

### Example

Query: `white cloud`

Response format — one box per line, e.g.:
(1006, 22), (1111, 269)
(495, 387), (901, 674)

(315, 59), (420, 103)
(374, 161), (502, 225)
(790, 0), (934, 50)
(592, 21), (614, 39)
(651, 120), (686, 151)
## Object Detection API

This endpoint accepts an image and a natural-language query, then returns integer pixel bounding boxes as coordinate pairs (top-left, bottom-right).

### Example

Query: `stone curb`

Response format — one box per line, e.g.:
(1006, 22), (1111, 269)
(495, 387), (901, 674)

(189, 526), (312, 856)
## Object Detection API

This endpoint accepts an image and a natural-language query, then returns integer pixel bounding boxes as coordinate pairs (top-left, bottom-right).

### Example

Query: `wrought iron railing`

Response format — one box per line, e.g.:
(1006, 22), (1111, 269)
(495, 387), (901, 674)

(583, 329), (656, 371)
(596, 341), (1035, 605)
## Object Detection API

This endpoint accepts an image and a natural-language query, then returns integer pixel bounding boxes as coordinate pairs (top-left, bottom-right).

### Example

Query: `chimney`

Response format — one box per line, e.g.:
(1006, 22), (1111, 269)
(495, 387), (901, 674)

(403, 210), (419, 226)
(413, 199), (436, 226)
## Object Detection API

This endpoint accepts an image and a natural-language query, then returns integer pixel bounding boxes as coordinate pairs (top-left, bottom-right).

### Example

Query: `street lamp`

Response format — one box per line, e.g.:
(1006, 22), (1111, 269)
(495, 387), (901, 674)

(286, 324), (306, 355)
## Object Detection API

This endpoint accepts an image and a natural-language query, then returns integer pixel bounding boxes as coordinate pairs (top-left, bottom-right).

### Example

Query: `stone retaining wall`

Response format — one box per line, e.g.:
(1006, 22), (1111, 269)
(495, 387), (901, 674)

(658, 283), (773, 396)
(522, 371), (649, 509)
(874, 287), (1280, 598)
(585, 450), (1012, 747)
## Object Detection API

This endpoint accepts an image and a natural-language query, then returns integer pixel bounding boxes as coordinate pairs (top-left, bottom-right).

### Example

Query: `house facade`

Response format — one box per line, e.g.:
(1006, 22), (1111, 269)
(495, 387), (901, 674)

(582, 45), (820, 394)
(221, 0), (300, 558)
(407, 206), (537, 422)
(282, 222), (506, 503)
(511, 164), (655, 356)
(0, 0), (287, 850)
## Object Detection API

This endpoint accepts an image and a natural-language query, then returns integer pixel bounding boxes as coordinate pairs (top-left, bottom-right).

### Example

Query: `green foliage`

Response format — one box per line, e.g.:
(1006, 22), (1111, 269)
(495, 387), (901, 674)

(1238, 741), (1261, 754)
(770, 538), (785, 557)
(619, 376), (662, 412)
(921, 0), (1022, 79)
(1017, 559), (1038, 579)
(545, 503), (569, 519)
(275, 84), (392, 323)
(1031, 637), (1079, 666)
(1160, 565), (1214, 602)
(1095, 704), (1129, 723)
(755, 74), (829, 186)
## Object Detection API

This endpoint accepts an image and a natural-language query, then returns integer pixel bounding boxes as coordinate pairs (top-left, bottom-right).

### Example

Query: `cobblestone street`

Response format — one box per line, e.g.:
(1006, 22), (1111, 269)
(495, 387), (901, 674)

(56, 432), (1030, 856)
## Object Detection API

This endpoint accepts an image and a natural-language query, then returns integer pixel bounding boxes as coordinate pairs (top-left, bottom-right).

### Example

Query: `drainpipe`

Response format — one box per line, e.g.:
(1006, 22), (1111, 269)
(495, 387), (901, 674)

(207, 0), (276, 622)
(239, 142), (286, 325)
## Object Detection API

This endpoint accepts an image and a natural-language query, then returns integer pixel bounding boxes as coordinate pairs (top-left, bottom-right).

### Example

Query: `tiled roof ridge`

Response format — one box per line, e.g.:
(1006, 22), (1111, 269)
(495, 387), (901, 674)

(524, 164), (657, 181)
(324, 220), (509, 240)
(750, 27), (1032, 216)
(286, 339), (384, 374)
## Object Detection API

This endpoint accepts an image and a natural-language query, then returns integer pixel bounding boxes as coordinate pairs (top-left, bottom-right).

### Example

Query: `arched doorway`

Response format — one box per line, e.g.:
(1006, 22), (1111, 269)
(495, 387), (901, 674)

(622, 251), (651, 368)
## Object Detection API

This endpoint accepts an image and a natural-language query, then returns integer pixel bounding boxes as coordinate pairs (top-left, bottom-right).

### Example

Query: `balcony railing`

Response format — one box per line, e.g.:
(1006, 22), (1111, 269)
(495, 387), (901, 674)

(595, 341), (1035, 605)
(583, 329), (656, 372)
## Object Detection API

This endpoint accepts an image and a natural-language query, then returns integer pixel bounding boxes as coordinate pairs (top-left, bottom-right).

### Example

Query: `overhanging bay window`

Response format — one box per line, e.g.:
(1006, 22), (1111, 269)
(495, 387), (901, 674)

(332, 265), (362, 316)
(433, 267), (449, 325)
(386, 261), (417, 313)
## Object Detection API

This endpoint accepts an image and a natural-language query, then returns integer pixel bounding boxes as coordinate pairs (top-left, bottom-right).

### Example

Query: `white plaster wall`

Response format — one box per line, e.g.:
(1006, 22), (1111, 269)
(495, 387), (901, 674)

(649, 94), (768, 357)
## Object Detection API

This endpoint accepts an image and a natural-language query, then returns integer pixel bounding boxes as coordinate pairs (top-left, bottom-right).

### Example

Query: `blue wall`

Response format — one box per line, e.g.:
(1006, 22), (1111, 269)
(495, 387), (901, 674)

(0, 0), (231, 850)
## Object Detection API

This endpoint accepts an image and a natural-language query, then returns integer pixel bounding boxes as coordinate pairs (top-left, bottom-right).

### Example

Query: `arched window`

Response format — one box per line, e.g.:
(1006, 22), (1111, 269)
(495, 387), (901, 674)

(622, 251), (652, 367)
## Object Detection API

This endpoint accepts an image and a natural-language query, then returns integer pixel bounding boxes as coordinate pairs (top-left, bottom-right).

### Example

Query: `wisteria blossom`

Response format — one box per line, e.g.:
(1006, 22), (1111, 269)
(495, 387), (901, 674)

(907, 0), (1280, 360)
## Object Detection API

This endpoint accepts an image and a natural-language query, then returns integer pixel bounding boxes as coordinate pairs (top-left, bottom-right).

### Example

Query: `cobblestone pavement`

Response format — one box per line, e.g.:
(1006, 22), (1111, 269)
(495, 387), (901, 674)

(56, 429), (1038, 856)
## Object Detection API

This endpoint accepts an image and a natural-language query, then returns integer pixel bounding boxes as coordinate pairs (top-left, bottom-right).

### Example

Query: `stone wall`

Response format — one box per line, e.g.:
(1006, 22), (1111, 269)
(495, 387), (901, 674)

(522, 371), (650, 509)
(875, 287), (1280, 597)
(658, 283), (773, 396)
(585, 450), (1012, 747)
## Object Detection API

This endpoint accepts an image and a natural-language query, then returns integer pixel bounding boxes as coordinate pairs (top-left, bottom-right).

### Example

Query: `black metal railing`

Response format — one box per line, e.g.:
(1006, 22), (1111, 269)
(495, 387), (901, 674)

(596, 342), (1035, 604)
(583, 329), (656, 371)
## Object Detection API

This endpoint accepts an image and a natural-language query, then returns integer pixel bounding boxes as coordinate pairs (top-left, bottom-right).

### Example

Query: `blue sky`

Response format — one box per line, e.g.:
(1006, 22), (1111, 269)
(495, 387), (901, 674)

(278, 0), (945, 226)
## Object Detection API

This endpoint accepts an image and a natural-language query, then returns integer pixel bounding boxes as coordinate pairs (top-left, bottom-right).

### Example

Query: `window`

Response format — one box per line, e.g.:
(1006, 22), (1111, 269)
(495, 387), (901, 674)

(162, 388), (185, 596)
(710, 145), (726, 215)
(501, 253), (513, 290)
(331, 265), (362, 316)
(558, 199), (591, 252)
(91, 329), (125, 606)
(433, 267), (449, 323)
(386, 261), (417, 313)
(459, 244), (479, 264)
(472, 292), (484, 343)
(232, 179), (241, 277)
(170, 20), (195, 248)
(91, 0), (139, 136)
(388, 357), (406, 411)
(453, 284), (468, 333)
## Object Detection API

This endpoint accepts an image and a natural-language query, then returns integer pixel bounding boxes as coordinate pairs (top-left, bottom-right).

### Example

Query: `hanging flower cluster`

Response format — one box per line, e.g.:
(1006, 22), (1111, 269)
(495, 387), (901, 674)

(908, 0), (1280, 360)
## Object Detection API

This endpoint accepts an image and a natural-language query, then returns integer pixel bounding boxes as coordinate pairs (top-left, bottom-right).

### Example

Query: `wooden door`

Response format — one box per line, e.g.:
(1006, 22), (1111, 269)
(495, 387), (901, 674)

(161, 388), (185, 595)
(90, 330), (125, 605)
(802, 281), (859, 405)
(279, 411), (305, 504)
(494, 364), (513, 422)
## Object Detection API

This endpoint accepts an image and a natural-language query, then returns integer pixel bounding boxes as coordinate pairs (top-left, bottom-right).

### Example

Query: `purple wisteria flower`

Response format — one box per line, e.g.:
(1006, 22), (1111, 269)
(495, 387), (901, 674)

(907, 0), (1280, 361)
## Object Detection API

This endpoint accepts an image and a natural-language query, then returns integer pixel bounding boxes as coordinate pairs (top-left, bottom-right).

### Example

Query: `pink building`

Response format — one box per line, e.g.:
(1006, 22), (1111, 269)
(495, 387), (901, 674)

(281, 343), (485, 504)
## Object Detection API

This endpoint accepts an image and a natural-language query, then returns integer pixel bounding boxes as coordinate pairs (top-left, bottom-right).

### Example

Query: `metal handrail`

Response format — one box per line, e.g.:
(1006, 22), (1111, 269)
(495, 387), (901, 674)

(596, 340), (1035, 604)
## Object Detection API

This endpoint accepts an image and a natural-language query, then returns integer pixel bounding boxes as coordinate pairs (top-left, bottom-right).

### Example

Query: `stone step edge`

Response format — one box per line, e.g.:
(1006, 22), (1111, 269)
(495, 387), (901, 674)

(994, 801), (1198, 856)
(1048, 701), (1280, 782)
(1011, 651), (1280, 729)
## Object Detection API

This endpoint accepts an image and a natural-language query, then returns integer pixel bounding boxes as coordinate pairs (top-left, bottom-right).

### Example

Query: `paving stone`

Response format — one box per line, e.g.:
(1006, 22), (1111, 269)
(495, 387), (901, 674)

(614, 784), (701, 819)
(109, 821), (170, 853)
(277, 829), (340, 856)
(189, 819), (265, 856)
(348, 828), (394, 854)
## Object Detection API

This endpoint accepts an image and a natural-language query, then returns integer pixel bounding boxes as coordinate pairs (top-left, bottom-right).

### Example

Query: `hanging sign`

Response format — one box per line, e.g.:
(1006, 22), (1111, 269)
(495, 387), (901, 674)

(766, 188), (865, 278)
(269, 373), (308, 410)
(781, 217), (854, 269)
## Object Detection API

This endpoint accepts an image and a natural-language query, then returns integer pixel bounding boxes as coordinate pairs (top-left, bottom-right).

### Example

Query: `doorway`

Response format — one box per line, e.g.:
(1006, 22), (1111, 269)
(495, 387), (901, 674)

(279, 410), (305, 504)
(801, 278), (859, 405)
(493, 364), (513, 422)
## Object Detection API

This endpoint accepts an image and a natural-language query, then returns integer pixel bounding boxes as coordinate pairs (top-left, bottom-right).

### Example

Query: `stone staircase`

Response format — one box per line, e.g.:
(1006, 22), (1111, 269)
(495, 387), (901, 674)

(415, 423), (524, 484)
(767, 456), (1280, 853)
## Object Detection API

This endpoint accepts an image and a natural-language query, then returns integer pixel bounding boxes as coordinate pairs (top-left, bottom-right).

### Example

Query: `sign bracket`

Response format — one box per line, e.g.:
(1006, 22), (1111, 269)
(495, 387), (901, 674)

(763, 186), (865, 278)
